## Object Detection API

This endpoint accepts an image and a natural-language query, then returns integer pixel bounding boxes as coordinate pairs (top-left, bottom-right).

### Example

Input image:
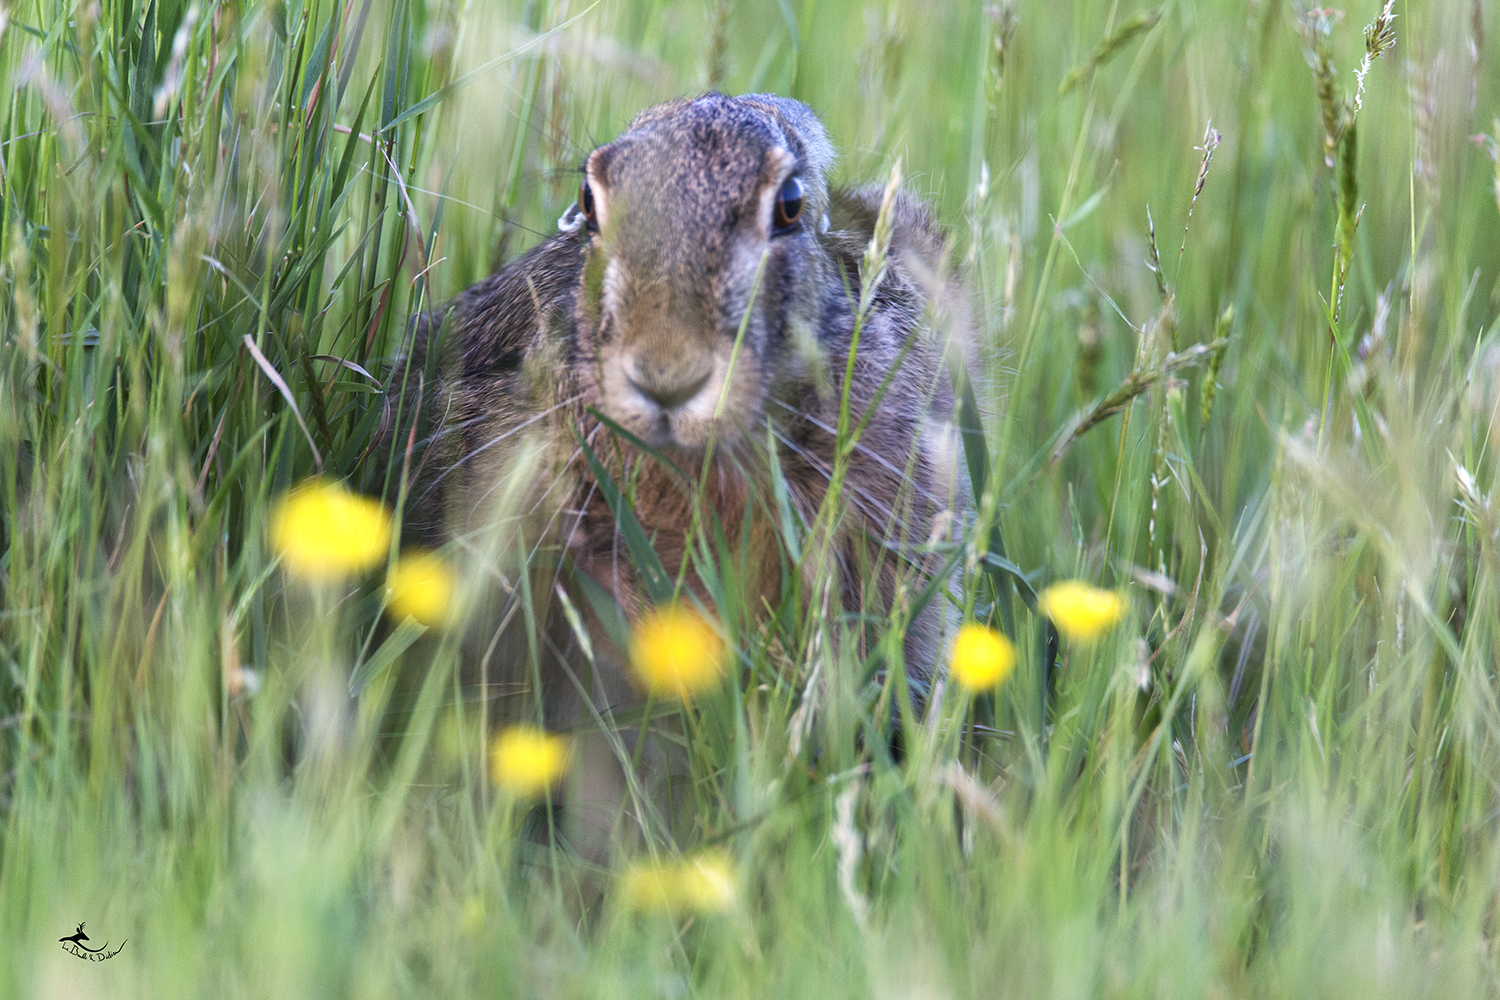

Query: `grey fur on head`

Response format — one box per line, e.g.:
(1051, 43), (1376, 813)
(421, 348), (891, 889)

(735, 93), (836, 212)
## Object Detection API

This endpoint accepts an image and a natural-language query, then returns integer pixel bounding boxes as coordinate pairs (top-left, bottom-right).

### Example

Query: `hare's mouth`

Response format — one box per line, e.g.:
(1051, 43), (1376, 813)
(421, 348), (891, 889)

(608, 382), (726, 450)
(599, 355), (747, 451)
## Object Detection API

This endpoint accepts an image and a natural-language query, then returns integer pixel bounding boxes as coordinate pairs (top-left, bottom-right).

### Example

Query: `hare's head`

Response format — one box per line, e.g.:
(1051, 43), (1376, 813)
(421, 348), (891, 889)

(567, 94), (836, 450)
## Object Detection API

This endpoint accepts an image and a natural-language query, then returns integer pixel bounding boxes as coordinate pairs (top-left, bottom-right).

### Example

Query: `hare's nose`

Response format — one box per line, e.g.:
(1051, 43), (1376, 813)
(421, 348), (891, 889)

(626, 358), (713, 411)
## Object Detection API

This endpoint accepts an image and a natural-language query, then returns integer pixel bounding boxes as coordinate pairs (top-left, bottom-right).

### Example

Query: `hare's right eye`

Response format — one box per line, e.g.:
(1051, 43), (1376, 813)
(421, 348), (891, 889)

(579, 179), (598, 229)
(773, 176), (804, 232)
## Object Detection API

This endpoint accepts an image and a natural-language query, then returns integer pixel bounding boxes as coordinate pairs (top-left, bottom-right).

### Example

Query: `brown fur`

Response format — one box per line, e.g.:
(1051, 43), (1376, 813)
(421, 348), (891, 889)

(376, 94), (968, 728)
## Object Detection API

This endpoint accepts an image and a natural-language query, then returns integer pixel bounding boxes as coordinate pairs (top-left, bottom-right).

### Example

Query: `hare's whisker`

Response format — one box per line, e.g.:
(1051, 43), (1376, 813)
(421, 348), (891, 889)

(408, 411), (493, 452)
(768, 397), (947, 513)
(767, 426), (918, 542)
(767, 427), (883, 522)
(469, 425), (586, 518)
(424, 393), (585, 495)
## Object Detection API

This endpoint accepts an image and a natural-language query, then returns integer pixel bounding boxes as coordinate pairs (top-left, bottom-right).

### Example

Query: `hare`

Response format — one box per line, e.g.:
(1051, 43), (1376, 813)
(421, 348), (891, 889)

(380, 93), (967, 756)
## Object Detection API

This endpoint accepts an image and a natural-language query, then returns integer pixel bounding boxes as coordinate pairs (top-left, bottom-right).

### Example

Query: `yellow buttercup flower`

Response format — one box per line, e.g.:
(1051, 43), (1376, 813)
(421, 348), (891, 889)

(460, 897), (485, 939)
(628, 603), (727, 701)
(488, 725), (571, 798)
(620, 862), (676, 911)
(948, 623), (1017, 692)
(385, 550), (457, 627)
(620, 851), (737, 915)
(1038, 580), (1127, 643)
(270, 479), (392, 582)
(673, 852), (738, 912)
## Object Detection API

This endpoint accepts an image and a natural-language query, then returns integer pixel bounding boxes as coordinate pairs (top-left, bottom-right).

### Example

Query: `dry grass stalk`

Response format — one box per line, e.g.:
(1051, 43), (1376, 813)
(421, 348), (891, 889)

(1049, 338), (1229, 466)
(1179, 121), (1222, 263)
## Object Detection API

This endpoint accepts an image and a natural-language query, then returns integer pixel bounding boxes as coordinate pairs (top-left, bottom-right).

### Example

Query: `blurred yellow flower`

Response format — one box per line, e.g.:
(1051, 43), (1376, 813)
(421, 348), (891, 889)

(488, 725), (570, 798)
(628, 603), (727, 701)
(1038, 580), (1127, 643)
(385, 550), (457, 627)
(948, 623), (1017, 692)
(270, 479), (392, 582)
(620, 851), (737, 915)
(460, 897), (485, 939)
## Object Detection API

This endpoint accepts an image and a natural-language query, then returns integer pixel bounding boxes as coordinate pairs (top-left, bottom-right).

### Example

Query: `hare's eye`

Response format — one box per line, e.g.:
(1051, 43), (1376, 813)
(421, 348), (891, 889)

(579, 179), (598, 228)
(773, 176), (804, 231)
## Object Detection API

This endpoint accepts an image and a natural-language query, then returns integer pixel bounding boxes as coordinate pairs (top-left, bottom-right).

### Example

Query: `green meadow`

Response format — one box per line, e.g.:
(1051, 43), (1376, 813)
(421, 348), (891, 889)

(4, 0), (1500, 995)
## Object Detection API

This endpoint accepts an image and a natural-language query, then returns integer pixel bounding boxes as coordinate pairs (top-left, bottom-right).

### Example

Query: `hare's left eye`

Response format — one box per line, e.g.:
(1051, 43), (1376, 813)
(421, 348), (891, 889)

(579, 178), (598, 229)
(773, 176), (804, 232)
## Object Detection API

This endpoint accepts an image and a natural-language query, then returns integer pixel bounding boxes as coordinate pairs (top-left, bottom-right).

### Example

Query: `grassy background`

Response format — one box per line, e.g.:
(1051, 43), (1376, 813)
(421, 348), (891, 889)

(4, 0), (1500, 995)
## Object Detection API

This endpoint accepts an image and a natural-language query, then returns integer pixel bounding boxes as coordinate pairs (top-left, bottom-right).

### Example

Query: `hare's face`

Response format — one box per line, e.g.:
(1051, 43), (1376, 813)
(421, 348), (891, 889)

(571, 95), (833, 451)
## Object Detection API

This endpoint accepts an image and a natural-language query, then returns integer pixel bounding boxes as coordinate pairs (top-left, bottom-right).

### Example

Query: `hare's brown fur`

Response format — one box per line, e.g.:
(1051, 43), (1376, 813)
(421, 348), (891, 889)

(380, 94), (966, 722)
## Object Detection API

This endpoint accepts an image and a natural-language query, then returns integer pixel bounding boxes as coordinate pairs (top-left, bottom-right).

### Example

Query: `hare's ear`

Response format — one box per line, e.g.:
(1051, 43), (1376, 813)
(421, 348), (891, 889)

(738, 94), (835, 197)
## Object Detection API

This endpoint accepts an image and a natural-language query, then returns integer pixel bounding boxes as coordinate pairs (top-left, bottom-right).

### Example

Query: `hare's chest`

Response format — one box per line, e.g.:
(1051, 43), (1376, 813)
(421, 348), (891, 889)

(566, 460), (782, 617)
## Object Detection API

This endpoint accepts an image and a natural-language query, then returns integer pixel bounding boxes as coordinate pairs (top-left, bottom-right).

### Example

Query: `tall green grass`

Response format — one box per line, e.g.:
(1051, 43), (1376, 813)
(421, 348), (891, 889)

(3, 0), (1500, 995)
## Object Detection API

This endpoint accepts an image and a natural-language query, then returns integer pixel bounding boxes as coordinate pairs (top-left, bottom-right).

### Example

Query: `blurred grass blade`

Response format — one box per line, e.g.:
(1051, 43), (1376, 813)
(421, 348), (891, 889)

(349, 618), (428, 696)
(574, 426), (674, 604)
(378, 1), (603, 134)
(573, 568), (633, 657)
(954, 363), (1023, 626)
(243, 333), (324, 472)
